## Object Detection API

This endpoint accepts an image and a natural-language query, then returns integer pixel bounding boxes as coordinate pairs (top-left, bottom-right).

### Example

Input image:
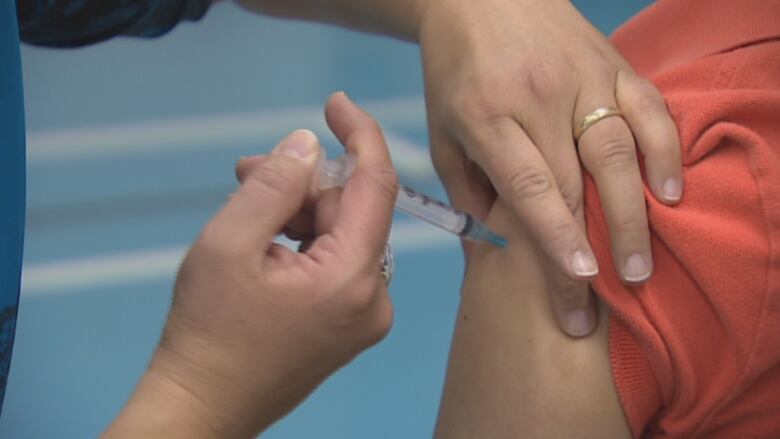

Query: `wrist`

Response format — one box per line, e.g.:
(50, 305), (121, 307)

(232, 0), (431, 42)
(137, 332), (325, 437)
(101, 358), (226, 439)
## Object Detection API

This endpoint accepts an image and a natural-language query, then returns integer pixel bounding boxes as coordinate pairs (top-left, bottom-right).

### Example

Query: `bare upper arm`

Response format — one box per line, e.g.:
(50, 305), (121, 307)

(434, 201), (631, 439)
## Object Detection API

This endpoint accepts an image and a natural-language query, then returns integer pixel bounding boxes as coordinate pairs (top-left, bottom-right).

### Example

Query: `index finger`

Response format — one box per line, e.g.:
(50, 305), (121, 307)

(208, 130), (321, 254)
(465, 117), (599, 279)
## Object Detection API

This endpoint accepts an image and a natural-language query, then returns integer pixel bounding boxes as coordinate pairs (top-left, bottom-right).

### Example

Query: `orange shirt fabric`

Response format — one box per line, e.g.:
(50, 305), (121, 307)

(584, 0), (780, 437)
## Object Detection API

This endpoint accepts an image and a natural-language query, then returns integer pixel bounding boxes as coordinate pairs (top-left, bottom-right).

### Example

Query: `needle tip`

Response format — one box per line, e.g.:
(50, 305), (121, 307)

(487, 233), (508, 249)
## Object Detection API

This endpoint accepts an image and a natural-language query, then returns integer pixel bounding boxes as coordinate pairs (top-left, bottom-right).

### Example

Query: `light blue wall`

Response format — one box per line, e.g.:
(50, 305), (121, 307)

(2, 1), (652, 437)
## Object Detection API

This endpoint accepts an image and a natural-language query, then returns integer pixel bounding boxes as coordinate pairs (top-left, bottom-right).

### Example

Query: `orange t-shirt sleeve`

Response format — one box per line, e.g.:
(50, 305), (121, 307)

(584, 1), (780, 437)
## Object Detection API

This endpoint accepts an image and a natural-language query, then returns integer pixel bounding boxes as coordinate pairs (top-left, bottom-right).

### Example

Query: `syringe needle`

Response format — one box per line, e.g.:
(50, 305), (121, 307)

(395, 185), (507, 248)
(318, 151), (507, 248)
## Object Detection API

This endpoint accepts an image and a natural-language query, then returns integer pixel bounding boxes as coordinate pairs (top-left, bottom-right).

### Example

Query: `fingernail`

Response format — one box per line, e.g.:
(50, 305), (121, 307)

(571, 250), (599, 277)
(275, 129), (317, 160)
(663, 177), (682, 202)
(565, 309), (594, 337)
(623, 253), (651, 282)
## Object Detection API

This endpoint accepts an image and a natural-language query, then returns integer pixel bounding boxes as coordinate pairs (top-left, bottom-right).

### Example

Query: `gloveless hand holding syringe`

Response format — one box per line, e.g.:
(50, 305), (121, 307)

(318, 150), (507, 248)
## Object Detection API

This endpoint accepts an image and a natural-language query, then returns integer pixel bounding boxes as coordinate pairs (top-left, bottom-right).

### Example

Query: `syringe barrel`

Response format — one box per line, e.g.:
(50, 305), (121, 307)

(317, 154), (469, 234)
(395, 185), (468, 235)
(316, 154), (505, 246)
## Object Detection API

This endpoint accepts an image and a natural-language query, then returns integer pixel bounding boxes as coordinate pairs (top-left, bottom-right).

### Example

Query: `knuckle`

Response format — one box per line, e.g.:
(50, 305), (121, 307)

(555, 174), (584, 214)
(631, 75), (664, 100)
(246, 159), (298, 200)
(448, 85), (508, 127)
(560, 188), (583, 215)
(592, 137), (638, 173)
(450, 91), (492, 123)
(508, 166), (555, 202)
(649, 138), (682, 164)
(342, 274), (382, 314)
(519, 62), (570, 103)
(631, 85), (667, 116)
(304, 234), (340, 265)
(616, 215), (648, 236)
(547, 217), (578, 249)
(563, 193), (583, 216)
(531, 214), (581, 262)
(367, 164), (399, 205)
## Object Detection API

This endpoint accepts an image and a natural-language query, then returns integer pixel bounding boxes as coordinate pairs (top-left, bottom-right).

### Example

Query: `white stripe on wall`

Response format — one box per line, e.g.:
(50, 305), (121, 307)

(22, 96), (448, 297)
(27, 96), (427, 163)
(21, 221), (458, 296)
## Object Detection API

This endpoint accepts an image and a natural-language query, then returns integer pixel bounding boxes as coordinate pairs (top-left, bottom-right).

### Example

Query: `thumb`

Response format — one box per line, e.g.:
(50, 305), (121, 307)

(210, 130), (321, 252)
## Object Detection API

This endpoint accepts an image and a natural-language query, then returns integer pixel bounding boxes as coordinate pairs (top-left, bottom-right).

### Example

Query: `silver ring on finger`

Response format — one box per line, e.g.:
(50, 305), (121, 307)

(380, 242), (394, 287)
(573, 106), (624, 143)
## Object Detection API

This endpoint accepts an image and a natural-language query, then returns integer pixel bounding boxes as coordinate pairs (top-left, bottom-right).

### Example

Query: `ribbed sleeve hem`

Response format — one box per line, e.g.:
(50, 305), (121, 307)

(19, 0), (214, 48)
(609, 317), (663, 439)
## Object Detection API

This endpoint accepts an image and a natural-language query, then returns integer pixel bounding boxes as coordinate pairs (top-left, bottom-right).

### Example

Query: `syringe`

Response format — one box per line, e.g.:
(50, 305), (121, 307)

(318, 152), (507, 248)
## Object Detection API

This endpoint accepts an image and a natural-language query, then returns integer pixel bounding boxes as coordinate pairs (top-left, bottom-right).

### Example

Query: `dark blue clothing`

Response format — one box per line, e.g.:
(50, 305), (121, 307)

(1, 0), (26, 416)
(0, 0), (210, 417)
(18, 0), (211, 47)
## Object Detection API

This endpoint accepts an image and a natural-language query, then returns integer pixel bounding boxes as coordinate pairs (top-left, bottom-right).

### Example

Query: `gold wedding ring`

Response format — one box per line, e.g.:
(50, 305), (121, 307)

(574, 107), (624, 142)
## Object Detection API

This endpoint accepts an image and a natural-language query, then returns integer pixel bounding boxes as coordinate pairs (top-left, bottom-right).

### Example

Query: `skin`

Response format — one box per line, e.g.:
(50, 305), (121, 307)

(228, 0), (683, 336)
(104, 96), (634, 437)
(102, 93), (399, 438)
(434, 198), (632, 438)
(97, 1), (685, 430)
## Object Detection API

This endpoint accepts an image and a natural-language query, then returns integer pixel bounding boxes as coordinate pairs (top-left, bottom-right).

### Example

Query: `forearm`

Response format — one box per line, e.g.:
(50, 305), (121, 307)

(102, 345), (292, 438)
(434, 201), (630, 438)
(230, 0), (432, 42)
(102, 358), (227, 439)
(103, 334), (338, 438)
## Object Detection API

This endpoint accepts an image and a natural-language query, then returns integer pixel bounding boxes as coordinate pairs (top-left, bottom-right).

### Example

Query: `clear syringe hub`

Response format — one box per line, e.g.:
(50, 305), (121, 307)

(318, 153), (357, 189)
